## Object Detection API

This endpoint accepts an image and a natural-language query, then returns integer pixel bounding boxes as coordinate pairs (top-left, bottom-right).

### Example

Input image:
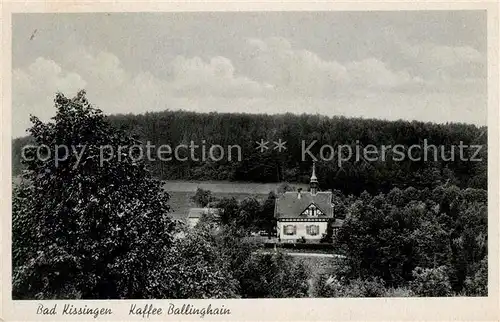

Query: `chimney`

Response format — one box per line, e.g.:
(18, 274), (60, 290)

(297, 188), (302, 199)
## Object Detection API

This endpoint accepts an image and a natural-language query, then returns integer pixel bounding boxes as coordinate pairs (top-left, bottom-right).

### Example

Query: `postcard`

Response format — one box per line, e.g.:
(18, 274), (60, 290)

(1, 1), (498, 321)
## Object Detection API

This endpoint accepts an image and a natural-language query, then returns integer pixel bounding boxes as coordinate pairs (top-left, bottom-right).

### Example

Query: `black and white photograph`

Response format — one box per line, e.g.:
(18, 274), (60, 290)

(2, 3), (499, 320)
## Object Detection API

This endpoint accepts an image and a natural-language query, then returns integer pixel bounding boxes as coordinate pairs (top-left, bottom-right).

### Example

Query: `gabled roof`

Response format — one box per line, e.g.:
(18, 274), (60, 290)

(275, 191), (334, 219)
(299, 202), (325, 216)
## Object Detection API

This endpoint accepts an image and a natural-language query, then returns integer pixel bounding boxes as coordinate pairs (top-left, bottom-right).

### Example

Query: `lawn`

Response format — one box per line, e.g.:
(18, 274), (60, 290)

(164, 180), (307, 221)
(162, 180), (308, 194)
(295, 255), (338, 296)
(167, 190), (269, 220)
(296, 256), (336, 276)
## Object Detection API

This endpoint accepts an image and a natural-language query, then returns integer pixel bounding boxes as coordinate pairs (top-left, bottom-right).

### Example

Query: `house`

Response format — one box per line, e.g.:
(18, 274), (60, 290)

(187, 207), (221, 228)
(274, 163), (335, 241)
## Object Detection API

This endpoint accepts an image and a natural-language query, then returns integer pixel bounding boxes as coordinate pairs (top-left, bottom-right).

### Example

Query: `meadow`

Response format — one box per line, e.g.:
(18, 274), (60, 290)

(12, 177), (306, 222)
(163, 180), (308, 221)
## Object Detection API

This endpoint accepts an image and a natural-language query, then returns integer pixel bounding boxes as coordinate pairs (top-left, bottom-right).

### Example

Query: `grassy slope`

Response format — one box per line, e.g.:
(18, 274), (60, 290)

(164, 180), (308, 220)
(13, 177), (307, 221)
(162, 180), (308, 193)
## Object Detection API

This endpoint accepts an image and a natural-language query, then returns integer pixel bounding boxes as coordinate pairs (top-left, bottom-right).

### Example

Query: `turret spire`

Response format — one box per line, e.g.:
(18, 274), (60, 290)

(311, 162), (317, 182)
(310, 162), (318, 194)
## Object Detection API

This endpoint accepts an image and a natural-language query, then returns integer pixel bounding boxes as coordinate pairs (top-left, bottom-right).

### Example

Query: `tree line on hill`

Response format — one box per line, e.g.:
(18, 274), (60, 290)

(12, 105), (487, 195)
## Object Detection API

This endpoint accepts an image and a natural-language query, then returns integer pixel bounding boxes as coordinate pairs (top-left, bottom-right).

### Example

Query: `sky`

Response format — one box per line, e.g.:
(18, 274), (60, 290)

(12, 11), (487, 138)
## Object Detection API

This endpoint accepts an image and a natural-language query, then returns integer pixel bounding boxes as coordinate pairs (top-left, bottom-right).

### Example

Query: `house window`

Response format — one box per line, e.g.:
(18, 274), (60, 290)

(284, 225), (296, 235)
(306, 225), (320, 236)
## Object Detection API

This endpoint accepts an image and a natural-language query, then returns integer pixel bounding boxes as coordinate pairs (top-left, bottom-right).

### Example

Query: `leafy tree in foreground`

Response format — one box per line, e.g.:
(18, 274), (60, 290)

(192, 214), (309, 298)
(160, 223), (239, 299)
(12, 91), (175, 299)
(238, 251), (310, 298)
(335, 185), (487, 295)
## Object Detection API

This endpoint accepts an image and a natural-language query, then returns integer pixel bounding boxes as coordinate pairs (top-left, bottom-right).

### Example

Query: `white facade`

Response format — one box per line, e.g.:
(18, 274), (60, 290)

(277, 220), (328, 241)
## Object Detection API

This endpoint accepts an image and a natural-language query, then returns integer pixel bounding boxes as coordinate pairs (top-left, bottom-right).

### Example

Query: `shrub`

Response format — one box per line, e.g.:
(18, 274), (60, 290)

(160, 229), (239, 299)
(410, 266), (452, 297)
(464, 256), (487, 296)
(191, 188), (216, 207)
(382, 287), (414, 297)
(313, 275), (386, 298)
(239, 251), (309, 298)
(314, 275), (344, 297)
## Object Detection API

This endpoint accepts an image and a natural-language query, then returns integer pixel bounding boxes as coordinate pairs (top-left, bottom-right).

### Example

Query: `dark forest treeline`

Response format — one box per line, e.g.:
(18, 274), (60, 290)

(12, 110), (487, 195)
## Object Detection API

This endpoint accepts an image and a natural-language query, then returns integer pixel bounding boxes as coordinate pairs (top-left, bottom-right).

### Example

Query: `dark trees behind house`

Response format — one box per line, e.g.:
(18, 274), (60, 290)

(13, 110), (487, 195)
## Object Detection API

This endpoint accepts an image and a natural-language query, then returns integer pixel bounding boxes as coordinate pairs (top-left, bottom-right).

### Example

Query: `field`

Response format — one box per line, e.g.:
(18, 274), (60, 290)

(162, 180), (308, 194)
(13, 178), (306, 222)
(167, 191), (269, 221)
(12, 178), (307, 220)
(163, 180), (308, 221)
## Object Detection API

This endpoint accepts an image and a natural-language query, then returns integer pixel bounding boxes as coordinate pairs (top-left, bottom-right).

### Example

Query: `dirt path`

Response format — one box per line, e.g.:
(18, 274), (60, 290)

(258, 251), (345, 258)
(286, 252), (346, 258)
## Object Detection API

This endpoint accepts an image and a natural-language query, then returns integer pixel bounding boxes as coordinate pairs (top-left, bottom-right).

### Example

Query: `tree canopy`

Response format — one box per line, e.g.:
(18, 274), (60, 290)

(12, 91), (176, 299)
(334, 185), (487, 295)
(13, 109), (487, 195)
